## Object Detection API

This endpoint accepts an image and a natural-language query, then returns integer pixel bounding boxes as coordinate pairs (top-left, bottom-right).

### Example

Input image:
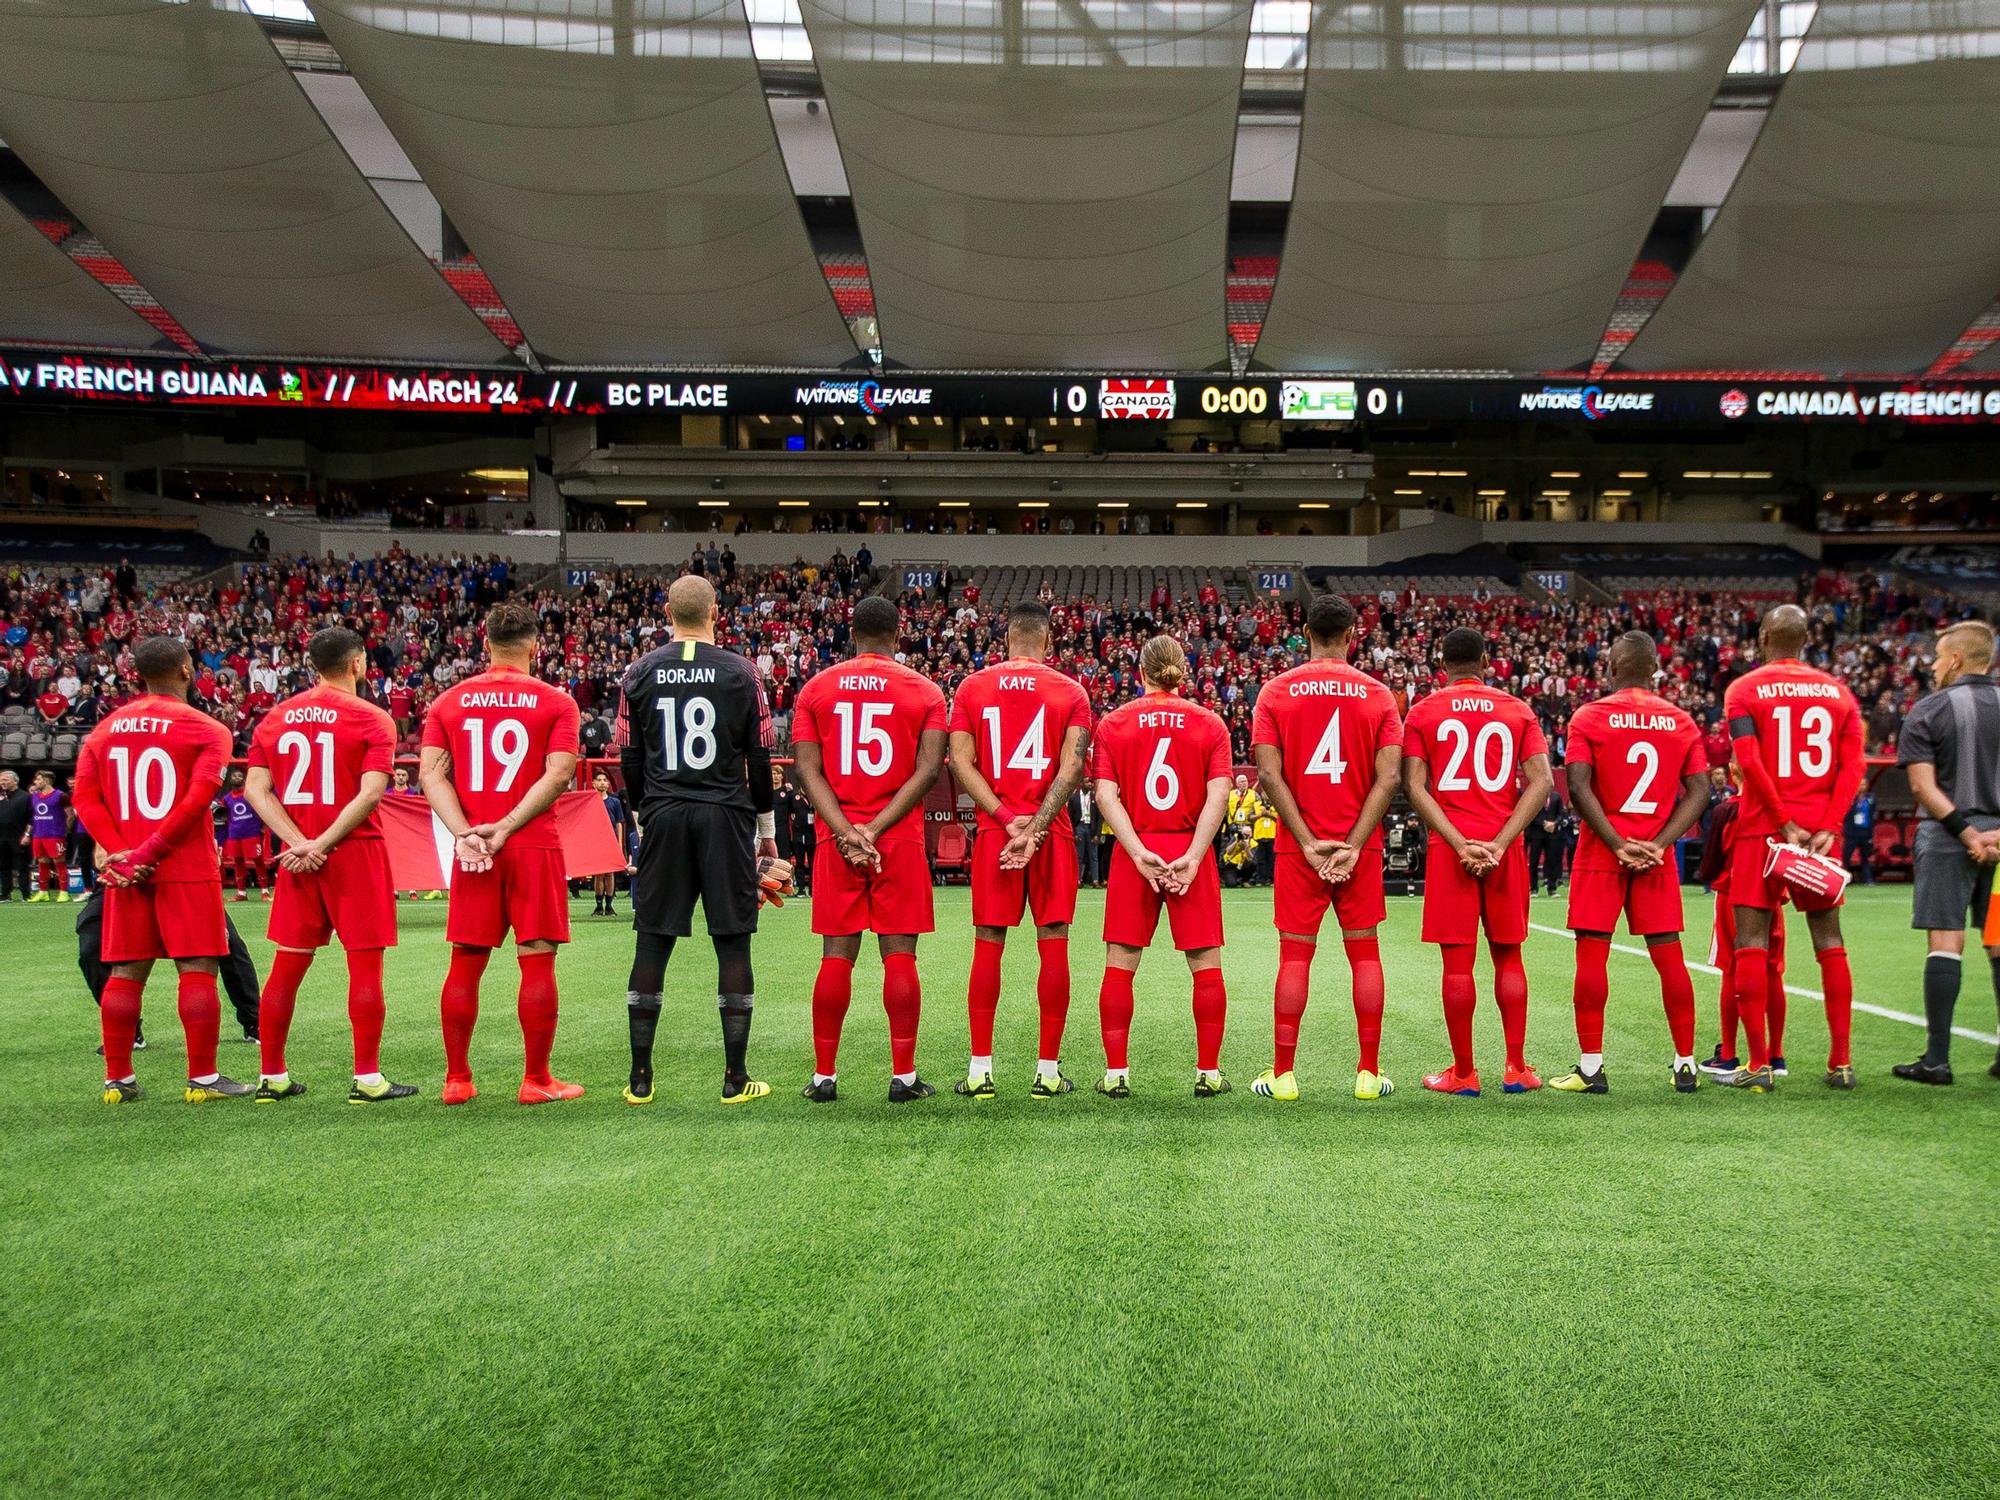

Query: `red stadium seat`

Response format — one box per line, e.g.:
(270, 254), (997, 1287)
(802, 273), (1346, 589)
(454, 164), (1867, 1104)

(932, 821), (970, 883)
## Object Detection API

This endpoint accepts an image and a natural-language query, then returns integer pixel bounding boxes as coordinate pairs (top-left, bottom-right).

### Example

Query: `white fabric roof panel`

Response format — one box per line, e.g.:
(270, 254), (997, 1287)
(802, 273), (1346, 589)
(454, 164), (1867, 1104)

(0, 0), (505, 361)
(1620, 0), (2000, 375)
(310, 0), (859, 367)
(798, 0), (1254, 370)
(0, 207), (159, 347)
(1253, 0), (1762, 373)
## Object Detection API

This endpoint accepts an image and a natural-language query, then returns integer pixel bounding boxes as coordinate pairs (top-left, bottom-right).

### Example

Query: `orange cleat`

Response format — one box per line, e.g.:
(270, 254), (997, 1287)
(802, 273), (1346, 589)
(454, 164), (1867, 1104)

(441, 1078), (478, 1106)
(518, 1077), (585, 1105)
(1503, 1063), (1543, 1093)
(1422, 1066), (1481, 1097)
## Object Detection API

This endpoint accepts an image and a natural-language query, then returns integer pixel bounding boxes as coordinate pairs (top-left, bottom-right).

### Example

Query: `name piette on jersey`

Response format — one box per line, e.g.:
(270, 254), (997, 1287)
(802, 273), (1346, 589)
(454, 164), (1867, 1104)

(1137, 707), (1188, 728)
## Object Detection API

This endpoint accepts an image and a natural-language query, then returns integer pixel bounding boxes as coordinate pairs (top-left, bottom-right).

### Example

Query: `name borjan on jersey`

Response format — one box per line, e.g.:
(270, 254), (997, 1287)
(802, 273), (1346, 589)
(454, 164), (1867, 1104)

(653, 665), (718, 685)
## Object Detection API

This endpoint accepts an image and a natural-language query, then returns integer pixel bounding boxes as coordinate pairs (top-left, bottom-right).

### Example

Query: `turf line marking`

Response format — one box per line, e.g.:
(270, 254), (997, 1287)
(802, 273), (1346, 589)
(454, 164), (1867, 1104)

(1525, 922), (2000, 1047)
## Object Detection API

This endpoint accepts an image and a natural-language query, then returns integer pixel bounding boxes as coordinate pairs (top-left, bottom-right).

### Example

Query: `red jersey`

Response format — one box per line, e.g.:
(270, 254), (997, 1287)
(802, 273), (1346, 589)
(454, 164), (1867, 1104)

(73, 693), (230, 882)
(947, 657), (1094, 836)
(790, 653), (947, 843)
(1250, 657), (1403, 852)
(1722, 660), (1865, 836)
(420, 664), (581, 851)
(1400, 679), (1548, 840)
(247, 684), (397, 842)
(1090, 690), (1231, 834)
(1564, 687), (1705, 859)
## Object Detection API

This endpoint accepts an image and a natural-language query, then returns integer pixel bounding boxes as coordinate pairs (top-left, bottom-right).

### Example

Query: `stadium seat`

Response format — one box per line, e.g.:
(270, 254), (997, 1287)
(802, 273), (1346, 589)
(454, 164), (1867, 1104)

(932, 822), (970, 883)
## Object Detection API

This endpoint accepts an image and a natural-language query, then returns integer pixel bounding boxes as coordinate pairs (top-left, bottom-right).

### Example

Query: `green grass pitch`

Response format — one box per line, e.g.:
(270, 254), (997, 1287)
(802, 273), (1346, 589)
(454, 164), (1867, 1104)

(5, 885), (1997, 1497)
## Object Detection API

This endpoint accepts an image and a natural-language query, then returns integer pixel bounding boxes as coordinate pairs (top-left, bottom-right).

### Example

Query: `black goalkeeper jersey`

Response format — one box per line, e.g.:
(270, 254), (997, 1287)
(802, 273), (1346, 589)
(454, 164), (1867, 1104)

(615, 638), (773, 815)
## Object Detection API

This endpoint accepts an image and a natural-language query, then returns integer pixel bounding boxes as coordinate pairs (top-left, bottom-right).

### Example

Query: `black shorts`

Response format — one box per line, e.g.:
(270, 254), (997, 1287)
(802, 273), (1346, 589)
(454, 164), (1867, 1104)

(634, 802), (759, 938)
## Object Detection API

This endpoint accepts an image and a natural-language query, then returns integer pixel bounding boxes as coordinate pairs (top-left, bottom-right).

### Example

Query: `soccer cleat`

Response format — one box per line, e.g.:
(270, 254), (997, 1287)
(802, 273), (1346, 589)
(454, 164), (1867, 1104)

(801, 1077), (839, 1104)
(54, 891), (70, 904)
(1824, 1064), (1857, 1091)
(954, 1071), (997, 1101)
(27, 890), (48, 903)
(1354, 1070), (1393, 1100)
(888, 1076), (936, 1103)
(255, 1079), (308, 1104)
(184, 1075), (253, 1103)
(423, 888), (445, 900)
(1770, 1054), (1789, 1078)
(1715, 1064), (1775, 1093)
(231, 1027), (259, 1045)
(1252, 1069), (1299, 1101)
(519, 1078), (586, 1105)
(1698, 1045), (1740, 1076)
(1422, 1066), (1480, 1097)
(347, 1080), (418, 1104)
(1194, 1071), (1231, 1098)
(1891, 1059), (1953, 1086)
(1095, 1072), (1131, 1099)
(440, 1078), (479, 1106)
(720, 1076), (771, 1105)
(101, 1079), (144, 1105)
(1548, 1065), (1609, 1094)
(1029, 1070), (1074, 1099)
(1672, 1062), (1700, 1094)
(1503, 1063), (1542, 1093)
(622, 1082), (654, 1106)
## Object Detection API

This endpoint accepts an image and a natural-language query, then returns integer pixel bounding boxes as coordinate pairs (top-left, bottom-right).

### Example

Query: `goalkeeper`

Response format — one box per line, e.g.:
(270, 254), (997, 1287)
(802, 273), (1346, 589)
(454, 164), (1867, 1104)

(612, 575), (793, 1106)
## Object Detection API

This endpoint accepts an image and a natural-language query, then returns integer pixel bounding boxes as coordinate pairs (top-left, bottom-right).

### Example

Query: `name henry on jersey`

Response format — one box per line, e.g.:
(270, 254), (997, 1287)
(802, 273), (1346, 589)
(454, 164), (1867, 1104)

(837, 674), (888, 692)
(1608, 712), (1681, 731)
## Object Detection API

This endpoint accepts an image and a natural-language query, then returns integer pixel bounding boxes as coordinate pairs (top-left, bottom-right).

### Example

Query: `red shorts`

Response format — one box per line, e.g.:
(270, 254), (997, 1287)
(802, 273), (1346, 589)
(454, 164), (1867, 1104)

(1711, 895), (1788, 966)
(446, 843), (571, 948)
(1273, 846), (1386, 937)
(970, 825), (1078, 929)
(31, 837), (65, 862)
(1421, 837), (1529, 946)
(1726, 833), (1828, 913)
(1567, 855), (1685, 936)
(222, 837), (265, 863)
(268, 839), (397, 951)
(811, 834), (934, 936)
(102, 879), (228, 964)
(1104, 831), (1224, 952)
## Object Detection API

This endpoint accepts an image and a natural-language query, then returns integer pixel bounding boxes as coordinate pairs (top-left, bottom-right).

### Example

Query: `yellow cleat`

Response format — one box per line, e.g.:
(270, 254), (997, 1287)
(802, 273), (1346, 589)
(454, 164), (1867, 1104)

(720, 1078), (771, 1105)
(1251, 1068), (1299, 1101)
(623, 1084), (654, 1106)
(1354, 1069), (1395, 1100)
(102, 1080), (143, 1105)
(27, 891), (49, 903)
(55, 891), (71, 903)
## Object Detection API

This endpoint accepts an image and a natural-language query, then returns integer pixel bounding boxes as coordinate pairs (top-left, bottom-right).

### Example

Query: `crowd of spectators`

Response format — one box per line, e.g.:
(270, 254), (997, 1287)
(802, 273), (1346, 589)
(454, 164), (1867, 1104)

(0, 545), (1987, 775)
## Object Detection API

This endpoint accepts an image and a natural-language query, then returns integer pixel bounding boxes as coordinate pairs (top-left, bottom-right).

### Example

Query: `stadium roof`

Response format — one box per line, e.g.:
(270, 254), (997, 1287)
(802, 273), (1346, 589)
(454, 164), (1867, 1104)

(0, 0), (1995, 378)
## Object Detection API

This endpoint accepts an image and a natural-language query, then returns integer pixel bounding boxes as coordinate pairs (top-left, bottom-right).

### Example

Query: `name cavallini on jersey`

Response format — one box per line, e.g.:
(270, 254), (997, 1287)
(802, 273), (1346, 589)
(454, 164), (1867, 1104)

(461, 690), (540, 708)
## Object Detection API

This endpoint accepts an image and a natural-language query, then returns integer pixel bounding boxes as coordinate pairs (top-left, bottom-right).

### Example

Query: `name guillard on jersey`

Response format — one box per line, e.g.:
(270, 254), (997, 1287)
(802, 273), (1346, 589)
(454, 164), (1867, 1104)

(1752, 681), (1842, 701)
(1607, 712), (1681, 731)
(460, 690), (541, 708)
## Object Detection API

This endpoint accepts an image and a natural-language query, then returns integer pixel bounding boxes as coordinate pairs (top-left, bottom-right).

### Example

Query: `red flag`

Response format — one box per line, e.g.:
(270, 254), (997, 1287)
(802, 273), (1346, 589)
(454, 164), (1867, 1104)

(375, 790), (626, 892)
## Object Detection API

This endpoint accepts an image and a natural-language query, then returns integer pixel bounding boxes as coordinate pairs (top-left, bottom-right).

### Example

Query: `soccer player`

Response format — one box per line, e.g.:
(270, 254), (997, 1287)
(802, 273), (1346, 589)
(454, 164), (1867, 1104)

(616, 574), (782, 1106)
(1696, 779), (1791, 1077)
(1088, 636), (1233, 1097)
(421, 601), (584, 1106)
(1250, 593), (1403, 1101)
(946, 599), (1094, 1099)
(72, 636), (249, 1103)
(1399, 627), (1553, 1096)
(27, 771), (71, 902)
(242, 627), (415, 1105)
(790, 596), (948, 1102)
(1556, 631), (1712, 1093)
(218, 769), (270, 902)
(1716, 604), (1866, 1091)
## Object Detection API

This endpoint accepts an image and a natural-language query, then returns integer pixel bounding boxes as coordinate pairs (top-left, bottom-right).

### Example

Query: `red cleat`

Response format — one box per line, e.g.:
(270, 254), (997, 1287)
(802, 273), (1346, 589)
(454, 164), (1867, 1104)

(1422, 1066), (1481, 1097)
(1503, 1063), (1543, 1093)
(441, 1078), (478, 1106)
(518, 1077), (585, 1105)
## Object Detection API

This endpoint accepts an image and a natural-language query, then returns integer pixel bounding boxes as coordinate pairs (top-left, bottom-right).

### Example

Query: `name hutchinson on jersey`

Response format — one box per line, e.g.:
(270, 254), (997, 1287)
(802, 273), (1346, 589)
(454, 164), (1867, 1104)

(1752, 681), (1842, 700)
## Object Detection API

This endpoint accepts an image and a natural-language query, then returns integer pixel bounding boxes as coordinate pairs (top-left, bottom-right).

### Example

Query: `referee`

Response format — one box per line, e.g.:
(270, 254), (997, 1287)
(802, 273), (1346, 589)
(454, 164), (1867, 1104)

(1892, 619), (2000, 1085)
(614, 574), (779, 1106)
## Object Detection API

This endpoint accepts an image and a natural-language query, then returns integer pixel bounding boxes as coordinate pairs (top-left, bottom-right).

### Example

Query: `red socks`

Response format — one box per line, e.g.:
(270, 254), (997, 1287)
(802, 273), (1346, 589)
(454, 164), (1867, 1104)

(1490, 942), (1528, 1070)
(1719, 962), (1740, 1058)
(440, 946), (490, 1083)
(100, 974), (142, 1081)
(257, 948), (314, 1077)
(1345, 936), (1384, 1074)
(1035, 937), (1070, 1061)
(1818, 945), (1853, 1068)
(178, 969), (220, 1079)
(1768, 954), (1789, 1055)
(1573, 936), (1611, 1052)
(1735, 944), (1770, 1069)
(348, 948), (385, 1076)
(812, 954), (856, 1075)
(1273, 938), (1314, 1073)
(517, 951), (559, 1086)
(1191, 966), (1226, 1072)
(882, 952), (921, 1076)
(1440, 943), (1477, 1073)
(1098, 966), (1136, 1071)
(967, 938), (1002, 1058)
(1649, 942), (1697, 1056)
